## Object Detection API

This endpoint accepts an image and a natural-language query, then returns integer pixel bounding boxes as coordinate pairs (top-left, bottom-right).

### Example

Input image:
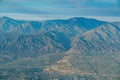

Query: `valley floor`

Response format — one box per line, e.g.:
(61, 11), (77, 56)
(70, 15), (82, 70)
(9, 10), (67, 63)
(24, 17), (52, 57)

(0, 51), (120, 80)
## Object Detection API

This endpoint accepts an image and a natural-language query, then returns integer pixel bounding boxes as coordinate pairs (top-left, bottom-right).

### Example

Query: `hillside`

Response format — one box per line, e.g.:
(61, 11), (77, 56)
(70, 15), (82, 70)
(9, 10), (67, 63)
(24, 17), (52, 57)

(72, 23), (120, 53)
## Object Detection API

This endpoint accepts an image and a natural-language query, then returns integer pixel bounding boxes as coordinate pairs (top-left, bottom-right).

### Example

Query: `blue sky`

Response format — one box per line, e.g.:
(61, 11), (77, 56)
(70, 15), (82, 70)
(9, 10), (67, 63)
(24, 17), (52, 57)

(0, 0), (120, 21)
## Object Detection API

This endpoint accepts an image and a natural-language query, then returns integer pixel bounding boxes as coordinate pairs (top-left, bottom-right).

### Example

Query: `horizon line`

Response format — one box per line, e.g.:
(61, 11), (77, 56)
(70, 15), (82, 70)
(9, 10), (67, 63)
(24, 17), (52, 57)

(0, 15), (120, 22)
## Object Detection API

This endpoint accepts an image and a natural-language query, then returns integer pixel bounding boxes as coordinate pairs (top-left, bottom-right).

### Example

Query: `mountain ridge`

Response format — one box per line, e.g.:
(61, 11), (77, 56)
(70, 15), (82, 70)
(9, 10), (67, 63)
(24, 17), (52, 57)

(0, 17), (119, 58)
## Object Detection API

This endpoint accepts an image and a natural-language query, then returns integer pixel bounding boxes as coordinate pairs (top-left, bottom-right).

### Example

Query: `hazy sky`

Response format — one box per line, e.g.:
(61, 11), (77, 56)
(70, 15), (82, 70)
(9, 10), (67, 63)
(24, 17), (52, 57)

(0, 0), (120, 21)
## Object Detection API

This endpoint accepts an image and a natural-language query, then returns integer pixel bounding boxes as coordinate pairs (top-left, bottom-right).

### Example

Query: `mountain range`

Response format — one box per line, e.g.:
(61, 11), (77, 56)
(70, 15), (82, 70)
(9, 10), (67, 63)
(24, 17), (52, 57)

(0, 16), (120, 79)
(0, 17), (107, 59)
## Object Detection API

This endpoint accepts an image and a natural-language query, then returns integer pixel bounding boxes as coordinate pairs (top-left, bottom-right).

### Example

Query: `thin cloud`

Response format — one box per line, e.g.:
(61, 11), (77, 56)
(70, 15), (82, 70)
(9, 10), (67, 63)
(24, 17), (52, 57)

(0, 0), (120, 17)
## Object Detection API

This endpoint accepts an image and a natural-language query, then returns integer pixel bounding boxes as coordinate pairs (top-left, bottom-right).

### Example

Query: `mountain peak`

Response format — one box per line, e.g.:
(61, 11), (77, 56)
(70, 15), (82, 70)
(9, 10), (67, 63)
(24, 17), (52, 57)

(1, 16), (12, 19)
(68, 17), (102, 22)
(0, 16), (16, 21)
(69, 17), (86, 20)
